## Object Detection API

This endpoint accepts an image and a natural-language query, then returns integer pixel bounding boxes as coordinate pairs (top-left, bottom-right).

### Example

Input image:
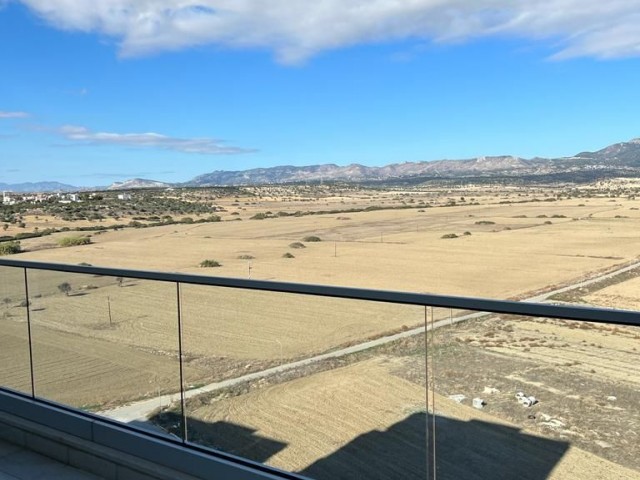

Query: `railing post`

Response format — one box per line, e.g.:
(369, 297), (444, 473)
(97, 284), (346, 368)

(176, 282), (188, 442)
(22, 267), (36, 398)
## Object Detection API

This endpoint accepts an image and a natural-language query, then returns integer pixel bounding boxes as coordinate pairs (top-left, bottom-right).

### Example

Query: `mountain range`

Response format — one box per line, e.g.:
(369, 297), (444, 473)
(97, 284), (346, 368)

(186, 138), (640, 186)
(3, 138), (640, 192)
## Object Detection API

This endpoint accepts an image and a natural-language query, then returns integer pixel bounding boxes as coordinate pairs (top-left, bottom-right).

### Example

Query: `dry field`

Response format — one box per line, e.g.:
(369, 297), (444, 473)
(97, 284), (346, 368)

(422, 312), (640, 473)
(0, 315), (211, 410)
(2, 184), (640, 478)
(14, 193), (640, 300)
(584, 275), (640, 310)
(164, 355), (638, 479)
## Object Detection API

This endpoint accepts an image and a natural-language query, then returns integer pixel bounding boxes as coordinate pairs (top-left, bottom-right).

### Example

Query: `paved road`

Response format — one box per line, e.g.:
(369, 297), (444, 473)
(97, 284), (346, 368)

(99, 260), (640, 424)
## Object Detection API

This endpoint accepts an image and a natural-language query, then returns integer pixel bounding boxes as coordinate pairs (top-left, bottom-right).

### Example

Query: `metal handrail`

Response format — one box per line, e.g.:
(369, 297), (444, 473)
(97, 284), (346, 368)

(1, 258), (639, 327)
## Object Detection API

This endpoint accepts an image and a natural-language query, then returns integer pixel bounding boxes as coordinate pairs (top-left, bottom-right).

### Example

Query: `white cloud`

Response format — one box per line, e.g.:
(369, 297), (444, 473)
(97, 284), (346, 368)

(16, 0), (640, 62)
(57, 125), (254, 154)
(0, 111), (29, 118)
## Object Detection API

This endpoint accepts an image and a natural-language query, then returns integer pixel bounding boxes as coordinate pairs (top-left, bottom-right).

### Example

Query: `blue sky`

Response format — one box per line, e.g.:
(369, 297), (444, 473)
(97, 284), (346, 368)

(1, 1), (640, 186)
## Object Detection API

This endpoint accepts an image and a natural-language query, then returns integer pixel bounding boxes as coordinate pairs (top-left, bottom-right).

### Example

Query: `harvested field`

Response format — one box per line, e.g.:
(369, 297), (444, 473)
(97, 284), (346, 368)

(159, 356), (638, 479)
(14, 196), (640, 300)
(12, 273), (423, 362)
(0, 318), (208, 410)
(584, 275), (640, 310)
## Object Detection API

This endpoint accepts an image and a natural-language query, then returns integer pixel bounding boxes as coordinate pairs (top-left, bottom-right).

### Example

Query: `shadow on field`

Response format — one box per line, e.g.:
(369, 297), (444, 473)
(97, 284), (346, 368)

(302, 412), (570, 480)
(149, 411), (570, 480)
(149, 412), (288, 464)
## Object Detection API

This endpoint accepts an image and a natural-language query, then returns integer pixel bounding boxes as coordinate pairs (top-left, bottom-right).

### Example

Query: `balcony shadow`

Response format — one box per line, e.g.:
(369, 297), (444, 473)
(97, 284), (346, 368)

(149, 411), (570, 480)
(148, 411), (288, 465)
(301, 412), (570, 480)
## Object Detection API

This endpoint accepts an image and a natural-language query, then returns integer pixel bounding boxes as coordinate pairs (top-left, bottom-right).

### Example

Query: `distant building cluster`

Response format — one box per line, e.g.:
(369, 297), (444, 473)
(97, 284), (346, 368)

(2, 191), (81, 206)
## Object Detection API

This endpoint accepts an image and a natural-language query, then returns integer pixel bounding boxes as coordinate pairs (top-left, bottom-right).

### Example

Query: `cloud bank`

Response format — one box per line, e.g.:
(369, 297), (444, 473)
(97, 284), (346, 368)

(16, 0), (640, 63)
(57, 125), (253, 154)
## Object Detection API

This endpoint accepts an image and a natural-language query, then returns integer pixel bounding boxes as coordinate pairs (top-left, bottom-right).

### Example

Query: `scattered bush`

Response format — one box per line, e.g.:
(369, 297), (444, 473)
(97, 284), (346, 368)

(303, 236), (321, 242)
(544, 221), (552, 225)
(200, 259), (222, 268)
(57, 282), (72, 296)
(282, 252), (295, 258)
(237, 254), (255, 260)
(0, 241), (21, 256)
(250, 213), (268, 220)
(289, 242), (306, 249)
(474, 221), (495, 225)
(441, 233), (458, 239)
(57, 236), (91, 247)
(463, 231), (472, 236)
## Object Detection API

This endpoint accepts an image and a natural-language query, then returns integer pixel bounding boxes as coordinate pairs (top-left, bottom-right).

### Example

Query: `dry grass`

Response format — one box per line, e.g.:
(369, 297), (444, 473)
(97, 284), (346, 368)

(14, 195), (640, 301)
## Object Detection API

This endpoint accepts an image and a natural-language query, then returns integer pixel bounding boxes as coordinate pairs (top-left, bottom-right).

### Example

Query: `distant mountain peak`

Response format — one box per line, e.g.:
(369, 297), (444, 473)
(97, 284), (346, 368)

(107, 178), (171, 190)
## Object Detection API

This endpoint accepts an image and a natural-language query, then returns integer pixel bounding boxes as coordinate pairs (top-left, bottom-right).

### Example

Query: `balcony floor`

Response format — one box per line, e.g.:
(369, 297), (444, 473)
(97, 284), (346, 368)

(0, 439), (103, 480)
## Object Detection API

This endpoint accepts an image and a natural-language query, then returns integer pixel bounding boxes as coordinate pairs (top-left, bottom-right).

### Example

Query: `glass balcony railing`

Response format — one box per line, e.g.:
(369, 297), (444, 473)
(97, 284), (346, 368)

(0, 259), (638, 480)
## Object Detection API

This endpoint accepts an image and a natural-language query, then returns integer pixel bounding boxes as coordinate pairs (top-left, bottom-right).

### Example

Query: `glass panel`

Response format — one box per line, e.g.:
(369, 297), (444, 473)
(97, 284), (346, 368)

(427, 308), (640, 479)
(0, 266), (32, 394)
(26, 269), (182, 427)
(170, 285), (427, 479)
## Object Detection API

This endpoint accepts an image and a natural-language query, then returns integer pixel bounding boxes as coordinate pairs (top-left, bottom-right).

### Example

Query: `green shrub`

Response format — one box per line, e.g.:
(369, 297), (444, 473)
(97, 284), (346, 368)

(282, 252), (295, 258)
(0, 241), (21, 256)
(441, 233), (458, 239)
(289, 242), (306, 249)
(200, 259), (222, 267)
(57, 236), (91, 247)
(303, 236), (321, 242)
(463, 231), (472, 236)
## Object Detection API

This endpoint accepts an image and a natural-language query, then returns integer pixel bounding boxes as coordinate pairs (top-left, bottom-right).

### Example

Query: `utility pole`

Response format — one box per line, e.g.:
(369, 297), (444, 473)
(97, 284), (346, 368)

(107, 296), (113, 327)
(248, 261), (252, 279)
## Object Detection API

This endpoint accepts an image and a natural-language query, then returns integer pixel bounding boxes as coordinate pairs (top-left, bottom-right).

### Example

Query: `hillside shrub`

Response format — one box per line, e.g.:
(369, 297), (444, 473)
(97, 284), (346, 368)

(303, 236), (321, 242)
(441, 233), (458, 239)
(282, 252), (295, 258)
(289, 242), (306, 249)
(200, 259), (222, 267)
(0, 241), (21, 256)
(57, 236), (91, 247)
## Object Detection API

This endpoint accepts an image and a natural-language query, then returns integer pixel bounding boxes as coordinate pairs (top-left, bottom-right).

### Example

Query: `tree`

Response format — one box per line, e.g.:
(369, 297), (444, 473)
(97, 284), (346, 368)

(58, 282), (72, 296)
(116, 277), (124, 287)
(2, 224), (7, 231)
(2, 297), (10, 309)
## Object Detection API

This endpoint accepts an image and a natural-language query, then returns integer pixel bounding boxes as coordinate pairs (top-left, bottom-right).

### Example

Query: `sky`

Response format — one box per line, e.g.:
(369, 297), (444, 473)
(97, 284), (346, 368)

(1, 0), (640, 187)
